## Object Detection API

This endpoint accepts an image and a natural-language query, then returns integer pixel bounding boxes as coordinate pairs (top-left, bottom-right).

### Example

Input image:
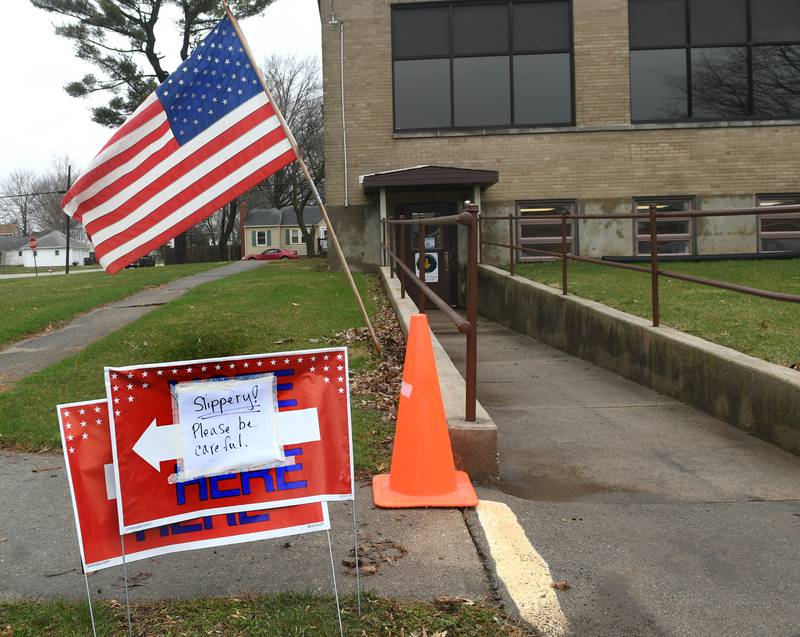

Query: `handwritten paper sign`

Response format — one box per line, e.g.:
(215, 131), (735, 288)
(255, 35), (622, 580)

(175, 375), (285, 480)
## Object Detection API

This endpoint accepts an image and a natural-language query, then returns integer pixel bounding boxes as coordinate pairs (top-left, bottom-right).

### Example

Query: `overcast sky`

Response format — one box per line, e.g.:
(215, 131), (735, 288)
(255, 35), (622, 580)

(0, 0), (321, 180)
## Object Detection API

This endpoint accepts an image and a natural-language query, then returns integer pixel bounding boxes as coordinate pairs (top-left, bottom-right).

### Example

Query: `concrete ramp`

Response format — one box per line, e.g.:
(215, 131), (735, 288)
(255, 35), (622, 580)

(431, 312), (800, 504)
(430, 311), (800, 636)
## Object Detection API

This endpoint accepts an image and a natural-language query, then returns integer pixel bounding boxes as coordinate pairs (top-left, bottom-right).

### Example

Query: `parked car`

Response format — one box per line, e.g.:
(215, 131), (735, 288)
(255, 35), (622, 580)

(124, 255), (157, 268)
(242, 248), (299, 261)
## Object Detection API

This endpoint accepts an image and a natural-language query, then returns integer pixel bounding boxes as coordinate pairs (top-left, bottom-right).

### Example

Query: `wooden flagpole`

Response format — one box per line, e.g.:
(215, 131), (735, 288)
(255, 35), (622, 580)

(223, 2), (381, 353)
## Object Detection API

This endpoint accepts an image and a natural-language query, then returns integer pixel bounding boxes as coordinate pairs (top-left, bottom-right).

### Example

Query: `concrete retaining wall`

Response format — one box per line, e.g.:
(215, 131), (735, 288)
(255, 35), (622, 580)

(380, 267), (498, 482)
(478, 264), (800, 456)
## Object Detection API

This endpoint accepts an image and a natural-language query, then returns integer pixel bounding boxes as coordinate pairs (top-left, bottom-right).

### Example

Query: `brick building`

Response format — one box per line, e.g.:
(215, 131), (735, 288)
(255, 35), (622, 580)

(320, 0), (800, 304)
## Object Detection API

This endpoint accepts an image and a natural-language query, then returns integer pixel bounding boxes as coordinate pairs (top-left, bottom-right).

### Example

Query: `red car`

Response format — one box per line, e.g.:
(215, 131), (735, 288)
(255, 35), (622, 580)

(242, 248), (299, 261)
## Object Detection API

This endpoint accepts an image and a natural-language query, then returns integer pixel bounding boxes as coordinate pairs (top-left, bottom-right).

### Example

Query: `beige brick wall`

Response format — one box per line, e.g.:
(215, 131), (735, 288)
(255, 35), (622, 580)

(321, 0), (800, 263)
(323, 0), (800, 198)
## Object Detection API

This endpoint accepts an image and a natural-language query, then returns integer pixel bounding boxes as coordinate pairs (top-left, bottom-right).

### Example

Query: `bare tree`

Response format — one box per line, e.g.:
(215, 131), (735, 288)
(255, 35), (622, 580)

(31, 156), (84, 237)
(258, 54), (324, 257)
(0, 170), (39, 236)
(195, 200), (241, 258)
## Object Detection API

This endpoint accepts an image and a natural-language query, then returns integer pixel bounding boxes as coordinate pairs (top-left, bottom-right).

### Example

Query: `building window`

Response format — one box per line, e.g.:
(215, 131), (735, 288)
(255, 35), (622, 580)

(18, 250), (22, 256)
(55, 250), (60, 256)
(629, 0), (800, 122)
(516, 200), (577, 261)
(253, 230), (267, 246)
(289, 229), (302, 244)
(757, 194), (800, 254)
(633, 197), (694, 256)
(392, 1), (574, 131)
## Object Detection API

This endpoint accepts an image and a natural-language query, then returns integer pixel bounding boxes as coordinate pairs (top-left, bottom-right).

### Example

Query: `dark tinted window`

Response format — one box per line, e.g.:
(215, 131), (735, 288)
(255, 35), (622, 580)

(629, 0), (686, 48)
(630, 0), (800, 122)
(514, 53), (572, 124)
(751, 0), (800, 42)
(761, 217), (800, 232)
(752, 46), (800, 118)
(453, 56), (511, 126)
(513, 1), (571, 52)
(630, 49), (688, 120)
(691, 47), (749, 118)
(392, 7), (450, 58)
(453, 4), (509, 55)
(392, 2), (573, 130)
(689, 0), (747, 45)
(394, 59), (452, 129)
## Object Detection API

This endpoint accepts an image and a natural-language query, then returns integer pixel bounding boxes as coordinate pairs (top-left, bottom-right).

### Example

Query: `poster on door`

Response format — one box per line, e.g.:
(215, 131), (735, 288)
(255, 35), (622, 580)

(414, 252), (439, 283)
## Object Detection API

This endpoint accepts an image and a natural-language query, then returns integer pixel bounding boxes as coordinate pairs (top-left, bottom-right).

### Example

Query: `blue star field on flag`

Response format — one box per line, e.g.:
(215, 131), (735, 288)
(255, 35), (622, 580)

(155, 16), (263, 145)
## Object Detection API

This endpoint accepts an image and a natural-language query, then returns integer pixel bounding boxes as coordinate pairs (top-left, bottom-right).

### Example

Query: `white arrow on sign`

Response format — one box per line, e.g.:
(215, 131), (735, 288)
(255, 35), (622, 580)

(131, 408), (321, 471)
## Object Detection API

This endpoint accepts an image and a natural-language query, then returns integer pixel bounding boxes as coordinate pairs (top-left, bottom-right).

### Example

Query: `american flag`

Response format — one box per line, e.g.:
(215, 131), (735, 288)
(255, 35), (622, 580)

(61, 16), (296, 273)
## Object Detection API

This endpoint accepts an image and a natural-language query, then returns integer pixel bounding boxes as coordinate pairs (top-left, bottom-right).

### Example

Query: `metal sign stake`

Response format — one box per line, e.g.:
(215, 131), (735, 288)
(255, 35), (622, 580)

(326, 529), (345, 637)
(82, 569), (98, 637)
(352, 499), (362, 615)
(120, 536), (133, 637)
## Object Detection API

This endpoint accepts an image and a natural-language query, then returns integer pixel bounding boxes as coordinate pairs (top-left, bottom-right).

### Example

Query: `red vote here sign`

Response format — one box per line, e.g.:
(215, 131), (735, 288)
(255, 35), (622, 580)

(57, 399), (329, 573)
(106, 348), (354, 533)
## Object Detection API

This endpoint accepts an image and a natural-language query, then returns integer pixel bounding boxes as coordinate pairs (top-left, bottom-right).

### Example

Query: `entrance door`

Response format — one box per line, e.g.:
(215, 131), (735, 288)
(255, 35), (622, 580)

(395, 202), (459, 307)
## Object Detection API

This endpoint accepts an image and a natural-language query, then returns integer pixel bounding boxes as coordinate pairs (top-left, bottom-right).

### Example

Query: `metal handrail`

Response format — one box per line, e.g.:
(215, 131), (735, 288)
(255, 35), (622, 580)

(383, 243), (472, 331)
(480, 203), (800, 327)
(479, 203), (800, 222)
(382, 207), (479, 422)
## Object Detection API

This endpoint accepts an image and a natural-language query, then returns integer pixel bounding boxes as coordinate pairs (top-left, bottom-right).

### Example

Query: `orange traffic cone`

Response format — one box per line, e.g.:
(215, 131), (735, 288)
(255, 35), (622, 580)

(372, 313), (478, 508)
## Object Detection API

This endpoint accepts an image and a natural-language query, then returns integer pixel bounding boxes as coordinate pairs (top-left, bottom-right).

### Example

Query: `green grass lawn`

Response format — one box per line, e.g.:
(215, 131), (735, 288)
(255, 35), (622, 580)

(0, 263), (223, 348)
(0, 593), (530, 636)
(516, 258), (800, 366)
(0, 265), (103, 274)
(0, 261), (393, 474)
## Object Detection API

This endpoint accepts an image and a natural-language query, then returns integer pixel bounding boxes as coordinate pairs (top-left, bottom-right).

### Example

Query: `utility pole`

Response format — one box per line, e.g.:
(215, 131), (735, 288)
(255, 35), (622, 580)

(65, 165), (72, 274)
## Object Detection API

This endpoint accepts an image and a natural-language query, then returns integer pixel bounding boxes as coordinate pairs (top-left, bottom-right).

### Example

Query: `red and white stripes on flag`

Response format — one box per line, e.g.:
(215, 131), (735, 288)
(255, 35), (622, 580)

(61, 17), (296, 273)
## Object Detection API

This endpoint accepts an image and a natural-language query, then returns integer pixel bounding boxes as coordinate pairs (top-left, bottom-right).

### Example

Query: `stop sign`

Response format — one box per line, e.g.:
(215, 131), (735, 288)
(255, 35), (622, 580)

(28, 237), (37, 250)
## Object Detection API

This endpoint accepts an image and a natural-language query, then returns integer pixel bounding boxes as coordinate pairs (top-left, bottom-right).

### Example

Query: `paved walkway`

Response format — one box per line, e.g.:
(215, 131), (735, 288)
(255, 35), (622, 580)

(431, 312), (800, 636)
(0, 261), (263, 389)
(0, 453), (488, 603)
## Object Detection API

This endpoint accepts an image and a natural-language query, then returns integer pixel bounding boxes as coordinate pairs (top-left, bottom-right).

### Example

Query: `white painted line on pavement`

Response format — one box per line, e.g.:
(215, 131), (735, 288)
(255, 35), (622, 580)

(477, 500), (569, 637)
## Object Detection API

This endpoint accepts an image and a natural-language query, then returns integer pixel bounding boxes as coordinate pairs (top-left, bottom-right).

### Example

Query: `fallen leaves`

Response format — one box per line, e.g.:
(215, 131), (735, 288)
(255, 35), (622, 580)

(342, 537), (408, 576)
(550, 581), (571, 591)
(434, 596), (476, 612)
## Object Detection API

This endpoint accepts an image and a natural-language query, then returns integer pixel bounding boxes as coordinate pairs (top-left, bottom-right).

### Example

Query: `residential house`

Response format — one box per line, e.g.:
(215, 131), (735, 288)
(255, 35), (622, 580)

(0, 235), (26, 267)
(241, 206), (327, 257)
(0, 223), (17, 237)
(2, 230), (94, 268)
(320, 0), (800, 305)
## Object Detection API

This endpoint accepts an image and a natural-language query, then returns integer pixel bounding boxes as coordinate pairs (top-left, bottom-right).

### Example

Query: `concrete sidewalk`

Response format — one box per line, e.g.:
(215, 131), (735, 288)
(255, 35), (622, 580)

(431, 312), (800, 636)
(0, 450), (489, 604)
(0, 261), (263, 390)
